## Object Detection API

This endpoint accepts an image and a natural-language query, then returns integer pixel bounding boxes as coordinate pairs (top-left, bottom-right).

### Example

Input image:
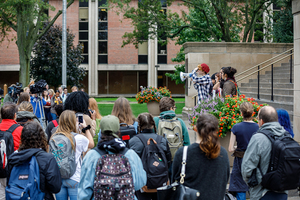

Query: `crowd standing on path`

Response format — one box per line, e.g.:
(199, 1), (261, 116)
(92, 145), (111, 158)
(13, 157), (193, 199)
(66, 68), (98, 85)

(0, 67), (299, 200)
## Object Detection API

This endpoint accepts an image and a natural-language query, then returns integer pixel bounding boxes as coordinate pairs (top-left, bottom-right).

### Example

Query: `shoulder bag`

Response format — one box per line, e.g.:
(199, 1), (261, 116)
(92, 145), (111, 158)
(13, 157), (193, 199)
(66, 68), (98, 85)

(157, 146), (201, 200)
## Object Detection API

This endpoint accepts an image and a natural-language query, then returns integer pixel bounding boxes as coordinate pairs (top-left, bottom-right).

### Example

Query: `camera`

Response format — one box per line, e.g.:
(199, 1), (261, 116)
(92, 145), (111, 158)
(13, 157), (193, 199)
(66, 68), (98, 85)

(30, 79), (47, 94)
(8, 83), (23, 102)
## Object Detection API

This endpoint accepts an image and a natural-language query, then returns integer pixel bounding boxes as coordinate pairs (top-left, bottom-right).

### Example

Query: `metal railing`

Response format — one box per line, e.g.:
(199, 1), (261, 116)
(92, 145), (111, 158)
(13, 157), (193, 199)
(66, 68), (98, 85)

(236, 48), (293, 101)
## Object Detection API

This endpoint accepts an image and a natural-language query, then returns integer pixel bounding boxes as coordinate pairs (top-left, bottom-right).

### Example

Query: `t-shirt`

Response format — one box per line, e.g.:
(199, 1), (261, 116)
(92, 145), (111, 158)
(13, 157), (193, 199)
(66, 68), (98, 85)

(231, 121), (259, 151)
(70, 134), (89, 182)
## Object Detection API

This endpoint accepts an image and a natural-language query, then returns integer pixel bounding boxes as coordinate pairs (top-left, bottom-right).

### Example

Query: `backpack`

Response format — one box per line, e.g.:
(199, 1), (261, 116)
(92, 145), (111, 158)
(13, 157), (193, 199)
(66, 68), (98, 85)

(0, 124), (19, 178)
(136, 134), (169, 189)
(259, 130), (300, 191)
(50, 120), (59, 135)
(93, 147), (135, 200)
(5, 153), (45, 200)
(49, 132), (77, 179)
(120, 123), (136, 147)
(157, 116), (183, 159)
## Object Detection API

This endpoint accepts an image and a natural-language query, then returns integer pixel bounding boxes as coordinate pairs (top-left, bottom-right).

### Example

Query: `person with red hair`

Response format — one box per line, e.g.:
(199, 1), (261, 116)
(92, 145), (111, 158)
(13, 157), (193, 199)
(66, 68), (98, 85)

(191, 63), (213, 104)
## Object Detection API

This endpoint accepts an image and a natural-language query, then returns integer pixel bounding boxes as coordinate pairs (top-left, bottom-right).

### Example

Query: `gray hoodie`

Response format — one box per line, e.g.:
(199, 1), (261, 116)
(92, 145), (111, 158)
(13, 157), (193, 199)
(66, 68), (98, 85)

(241, 122), (288, 200)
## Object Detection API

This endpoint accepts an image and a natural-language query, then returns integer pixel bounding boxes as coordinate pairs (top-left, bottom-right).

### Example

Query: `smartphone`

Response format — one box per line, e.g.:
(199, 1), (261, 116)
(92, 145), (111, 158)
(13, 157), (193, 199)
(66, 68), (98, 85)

(78, 114), (83, 123)
(89, 109), (94, 114)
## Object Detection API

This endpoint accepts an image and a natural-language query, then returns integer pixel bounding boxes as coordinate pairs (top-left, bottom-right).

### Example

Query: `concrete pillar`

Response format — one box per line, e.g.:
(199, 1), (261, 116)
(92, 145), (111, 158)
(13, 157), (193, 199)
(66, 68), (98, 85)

(88, 0), (98, 96)
(293, 0), (300, 142)
(148, 38), (156, 87)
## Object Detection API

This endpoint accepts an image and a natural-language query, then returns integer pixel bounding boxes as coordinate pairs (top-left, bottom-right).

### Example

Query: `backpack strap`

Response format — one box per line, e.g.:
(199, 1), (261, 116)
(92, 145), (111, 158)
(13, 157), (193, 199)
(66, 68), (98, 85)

(93, 147), (107, 156)
(52, 120), (58, 127)
(258, 129), (275, 143)
(6, 124), (20, 134)
(136, 134), (148, 148)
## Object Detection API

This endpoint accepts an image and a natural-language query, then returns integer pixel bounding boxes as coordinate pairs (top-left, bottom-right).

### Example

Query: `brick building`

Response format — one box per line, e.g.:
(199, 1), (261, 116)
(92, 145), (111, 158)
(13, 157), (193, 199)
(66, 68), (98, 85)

(0, 0), (186, 96)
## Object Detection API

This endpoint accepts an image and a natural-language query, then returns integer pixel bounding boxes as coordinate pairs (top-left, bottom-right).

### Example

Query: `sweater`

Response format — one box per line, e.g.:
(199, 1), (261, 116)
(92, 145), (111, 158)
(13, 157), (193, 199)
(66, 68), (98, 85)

(172, 143), (230, 200)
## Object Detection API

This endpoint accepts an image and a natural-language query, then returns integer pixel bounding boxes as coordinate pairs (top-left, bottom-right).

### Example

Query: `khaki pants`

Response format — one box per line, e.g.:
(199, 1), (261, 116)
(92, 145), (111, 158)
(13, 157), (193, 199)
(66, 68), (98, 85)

(0, 178), (6, 200)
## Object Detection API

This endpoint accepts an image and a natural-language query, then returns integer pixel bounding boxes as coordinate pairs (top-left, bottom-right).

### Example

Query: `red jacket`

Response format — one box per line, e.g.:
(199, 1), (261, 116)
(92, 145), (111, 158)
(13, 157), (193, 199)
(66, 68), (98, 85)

(0, 119), (23, 151)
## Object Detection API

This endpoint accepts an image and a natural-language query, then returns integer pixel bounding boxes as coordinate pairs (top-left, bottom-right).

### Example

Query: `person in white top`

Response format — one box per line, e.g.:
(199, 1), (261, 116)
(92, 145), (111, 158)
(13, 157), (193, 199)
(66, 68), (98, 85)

(53, 110), (94, 200)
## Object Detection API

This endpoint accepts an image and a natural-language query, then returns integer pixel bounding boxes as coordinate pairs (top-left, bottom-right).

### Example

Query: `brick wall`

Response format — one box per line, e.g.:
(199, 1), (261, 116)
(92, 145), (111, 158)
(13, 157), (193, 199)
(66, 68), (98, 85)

(108, 2), (138, 64)
(49, 0), (79, 45)
(0, 31), (19, 65)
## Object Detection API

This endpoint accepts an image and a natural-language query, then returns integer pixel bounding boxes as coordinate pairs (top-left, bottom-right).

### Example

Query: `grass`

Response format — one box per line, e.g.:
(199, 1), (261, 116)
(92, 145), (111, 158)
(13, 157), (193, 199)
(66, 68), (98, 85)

(95, 97), (185, 102)
(98, 102), (185, 117)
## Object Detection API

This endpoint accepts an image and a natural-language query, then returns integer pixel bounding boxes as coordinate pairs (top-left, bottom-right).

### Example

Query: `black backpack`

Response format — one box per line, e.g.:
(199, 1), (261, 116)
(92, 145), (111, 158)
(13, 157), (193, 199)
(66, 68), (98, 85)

(120, 123), (136, 147)
(259, 130), (300, 191)
(136, 134), (168, 189)
(0, 124), (18, 178)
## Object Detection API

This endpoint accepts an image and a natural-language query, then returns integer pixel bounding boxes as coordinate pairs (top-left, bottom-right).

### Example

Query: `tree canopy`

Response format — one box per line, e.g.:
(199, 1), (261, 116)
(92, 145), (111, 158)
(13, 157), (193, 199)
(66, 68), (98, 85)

(0, 0), (75, 86)
(30, 24), (86, 89)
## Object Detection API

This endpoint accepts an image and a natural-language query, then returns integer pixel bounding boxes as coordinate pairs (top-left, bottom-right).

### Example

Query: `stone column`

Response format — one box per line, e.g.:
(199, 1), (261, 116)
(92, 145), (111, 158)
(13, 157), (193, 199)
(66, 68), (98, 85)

(148, 38), (156, 87)
(293, 0), (300, 142)
(88, 0), (98, 96)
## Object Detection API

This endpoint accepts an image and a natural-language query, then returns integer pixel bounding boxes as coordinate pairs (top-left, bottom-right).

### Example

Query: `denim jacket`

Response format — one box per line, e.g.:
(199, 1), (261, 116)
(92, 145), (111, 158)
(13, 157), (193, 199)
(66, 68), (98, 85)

(78, 148), (147, 200)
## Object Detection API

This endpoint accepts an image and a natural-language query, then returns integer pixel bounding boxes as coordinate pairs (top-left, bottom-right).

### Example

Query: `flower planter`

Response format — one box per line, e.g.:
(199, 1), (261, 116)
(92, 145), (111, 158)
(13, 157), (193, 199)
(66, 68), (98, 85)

(219, 131), (234, 167)
(147, 101), (160, 116)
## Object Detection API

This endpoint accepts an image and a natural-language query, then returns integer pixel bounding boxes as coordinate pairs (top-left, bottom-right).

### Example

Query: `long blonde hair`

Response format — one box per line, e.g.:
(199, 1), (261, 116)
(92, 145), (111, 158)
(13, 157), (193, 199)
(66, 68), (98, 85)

(89, 98), (102, 120)
(52, 110), (76, 150)
(111, 97), (135, 125)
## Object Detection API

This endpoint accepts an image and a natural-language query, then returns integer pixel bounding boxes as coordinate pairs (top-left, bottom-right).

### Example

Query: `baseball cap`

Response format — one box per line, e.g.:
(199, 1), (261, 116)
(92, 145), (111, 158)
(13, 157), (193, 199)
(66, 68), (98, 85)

(100, 115), (120, 136)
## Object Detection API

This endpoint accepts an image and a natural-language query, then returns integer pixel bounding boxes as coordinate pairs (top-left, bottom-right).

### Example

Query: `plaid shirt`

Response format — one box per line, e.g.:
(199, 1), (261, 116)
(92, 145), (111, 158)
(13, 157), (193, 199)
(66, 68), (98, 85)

(191, 70), (212, 104)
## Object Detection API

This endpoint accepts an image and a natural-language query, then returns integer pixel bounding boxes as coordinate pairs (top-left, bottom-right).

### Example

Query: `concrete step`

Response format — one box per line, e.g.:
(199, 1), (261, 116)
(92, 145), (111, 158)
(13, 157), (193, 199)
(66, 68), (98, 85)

(242, 92), (294, 102)
(240, 82), (294, 89)
(239, 87), (294, 95)
(258, 73), (293, 79)
(249, 78), (293, 84)
(254, 99), (293, 112)
(265, 70), (293, 75)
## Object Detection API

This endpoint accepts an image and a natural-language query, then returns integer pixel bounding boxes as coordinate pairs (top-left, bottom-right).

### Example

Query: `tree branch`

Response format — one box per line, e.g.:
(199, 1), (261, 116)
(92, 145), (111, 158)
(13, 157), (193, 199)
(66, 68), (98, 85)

(0, 11), (17, 32)
(37, 0), (74, 40)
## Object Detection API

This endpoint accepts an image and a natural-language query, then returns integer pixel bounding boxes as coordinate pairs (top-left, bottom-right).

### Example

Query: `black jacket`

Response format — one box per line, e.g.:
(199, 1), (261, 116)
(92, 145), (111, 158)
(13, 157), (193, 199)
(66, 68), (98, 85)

(8, 148), (62, 200)
(45, 119), (59, 143)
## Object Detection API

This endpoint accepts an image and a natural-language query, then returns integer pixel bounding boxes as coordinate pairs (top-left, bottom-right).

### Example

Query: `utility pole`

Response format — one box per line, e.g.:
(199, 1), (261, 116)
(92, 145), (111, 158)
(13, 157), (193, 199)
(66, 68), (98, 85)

(62, 0), (67, 86)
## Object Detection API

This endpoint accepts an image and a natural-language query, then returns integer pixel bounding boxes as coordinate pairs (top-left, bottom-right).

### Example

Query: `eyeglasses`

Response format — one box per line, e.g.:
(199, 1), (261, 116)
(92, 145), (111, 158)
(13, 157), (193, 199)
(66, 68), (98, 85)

(173, 106), (177, 109)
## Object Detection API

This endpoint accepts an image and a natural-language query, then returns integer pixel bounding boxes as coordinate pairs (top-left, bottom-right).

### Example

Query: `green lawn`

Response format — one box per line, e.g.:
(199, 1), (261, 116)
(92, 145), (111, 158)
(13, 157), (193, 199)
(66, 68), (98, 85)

(98, 102), (185, 117)
(95, 97), (185, 103)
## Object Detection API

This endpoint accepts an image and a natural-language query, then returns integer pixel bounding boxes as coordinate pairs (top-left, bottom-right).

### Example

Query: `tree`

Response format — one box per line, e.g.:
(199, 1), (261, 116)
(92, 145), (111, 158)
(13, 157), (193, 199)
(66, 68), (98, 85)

(272, 0), (293, 43)
(30, 24), (86, 89)
(0, 0), (75, 86)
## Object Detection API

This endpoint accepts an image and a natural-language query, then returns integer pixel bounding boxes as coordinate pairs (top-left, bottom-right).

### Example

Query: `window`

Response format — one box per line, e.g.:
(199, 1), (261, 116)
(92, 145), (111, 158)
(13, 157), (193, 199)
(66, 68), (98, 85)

(138, 42), (148, 64)
(98, 2), (108, 64)
(79, 2), (89, 63)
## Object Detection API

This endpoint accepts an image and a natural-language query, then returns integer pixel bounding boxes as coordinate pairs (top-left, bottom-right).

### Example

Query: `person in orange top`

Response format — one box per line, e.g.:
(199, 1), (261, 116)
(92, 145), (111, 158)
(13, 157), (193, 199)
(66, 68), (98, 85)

(0, 102), (23, 151)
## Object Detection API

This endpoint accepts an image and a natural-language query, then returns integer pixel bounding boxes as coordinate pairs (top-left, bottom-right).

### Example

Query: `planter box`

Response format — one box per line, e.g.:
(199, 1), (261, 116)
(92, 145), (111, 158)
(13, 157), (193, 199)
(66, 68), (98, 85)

(220, 132), (234, 167)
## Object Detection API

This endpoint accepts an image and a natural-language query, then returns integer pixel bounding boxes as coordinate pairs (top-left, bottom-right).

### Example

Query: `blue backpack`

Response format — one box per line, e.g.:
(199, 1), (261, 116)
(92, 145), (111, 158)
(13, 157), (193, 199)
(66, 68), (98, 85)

(5, 154), (45, 200)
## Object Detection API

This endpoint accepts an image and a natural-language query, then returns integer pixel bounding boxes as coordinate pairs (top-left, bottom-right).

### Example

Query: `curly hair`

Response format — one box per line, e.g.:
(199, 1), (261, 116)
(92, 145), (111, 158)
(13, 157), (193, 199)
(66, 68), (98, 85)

(64, 91), (90, 115)
(277, 109), (294, 138)
(111, 97), (135, 125)
(19, 121), (48, 152)
(196, 114), (220, 159)
(223, 66), (237, 79)
(137, 113), (157, 134)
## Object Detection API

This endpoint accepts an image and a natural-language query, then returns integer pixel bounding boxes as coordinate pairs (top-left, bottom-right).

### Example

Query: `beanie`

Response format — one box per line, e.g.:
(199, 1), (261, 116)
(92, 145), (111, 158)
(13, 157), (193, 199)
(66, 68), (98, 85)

(200, 63), (210, 74)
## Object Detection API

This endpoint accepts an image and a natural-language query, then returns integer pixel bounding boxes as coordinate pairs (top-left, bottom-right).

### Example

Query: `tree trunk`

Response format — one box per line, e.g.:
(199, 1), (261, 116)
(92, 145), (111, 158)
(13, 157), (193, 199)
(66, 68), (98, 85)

(18, 50), (31, 87)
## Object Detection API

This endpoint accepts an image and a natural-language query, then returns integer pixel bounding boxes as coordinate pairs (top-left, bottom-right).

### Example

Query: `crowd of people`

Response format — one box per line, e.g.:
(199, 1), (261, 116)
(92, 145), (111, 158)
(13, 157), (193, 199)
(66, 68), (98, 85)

(0, 73), (297, 200)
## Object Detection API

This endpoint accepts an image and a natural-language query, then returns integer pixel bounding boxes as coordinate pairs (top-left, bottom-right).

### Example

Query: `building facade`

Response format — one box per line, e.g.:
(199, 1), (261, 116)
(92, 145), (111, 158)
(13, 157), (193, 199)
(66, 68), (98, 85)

(0, 0), (186, 96)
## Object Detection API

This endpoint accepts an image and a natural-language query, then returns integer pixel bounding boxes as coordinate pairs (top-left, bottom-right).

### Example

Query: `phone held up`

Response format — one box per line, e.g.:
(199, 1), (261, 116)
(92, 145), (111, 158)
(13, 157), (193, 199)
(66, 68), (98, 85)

(78, 114), (83, 124)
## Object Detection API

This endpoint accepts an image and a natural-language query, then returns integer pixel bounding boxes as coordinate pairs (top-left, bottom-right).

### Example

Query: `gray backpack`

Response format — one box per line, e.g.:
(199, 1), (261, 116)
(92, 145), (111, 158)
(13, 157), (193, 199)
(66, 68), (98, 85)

(157, 116), (183, 159)
(49, 132), (77, 179)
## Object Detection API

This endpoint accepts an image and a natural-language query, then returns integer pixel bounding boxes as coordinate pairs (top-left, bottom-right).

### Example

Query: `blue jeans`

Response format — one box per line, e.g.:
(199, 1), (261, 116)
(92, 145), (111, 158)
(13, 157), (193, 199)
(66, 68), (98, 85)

(260, 191), (287, 200)
(51, 113), (57, 120)
(236, 192), (246, 200)
(55, 179), (78, 200)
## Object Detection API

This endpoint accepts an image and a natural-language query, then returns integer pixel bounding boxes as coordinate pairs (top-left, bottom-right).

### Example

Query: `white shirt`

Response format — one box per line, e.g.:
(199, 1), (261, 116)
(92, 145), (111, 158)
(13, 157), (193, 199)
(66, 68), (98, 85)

(70, 134), (89, 182)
